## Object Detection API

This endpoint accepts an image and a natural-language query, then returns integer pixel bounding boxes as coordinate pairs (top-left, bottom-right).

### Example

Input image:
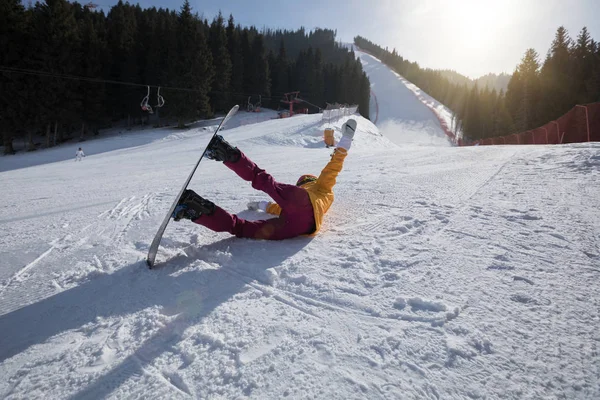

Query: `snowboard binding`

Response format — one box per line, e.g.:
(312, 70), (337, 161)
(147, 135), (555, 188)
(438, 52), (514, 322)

(205, 135), (241, 163)
(172, 190), (215, 221)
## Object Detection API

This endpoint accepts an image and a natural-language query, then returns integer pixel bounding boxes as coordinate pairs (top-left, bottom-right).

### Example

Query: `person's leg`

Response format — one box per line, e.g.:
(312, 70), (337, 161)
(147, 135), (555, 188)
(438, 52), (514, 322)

(193, 206), (301, 240)
(176, 190), (313, 239)
(225, 151), (312, 211)
(205, 135), (310, 210)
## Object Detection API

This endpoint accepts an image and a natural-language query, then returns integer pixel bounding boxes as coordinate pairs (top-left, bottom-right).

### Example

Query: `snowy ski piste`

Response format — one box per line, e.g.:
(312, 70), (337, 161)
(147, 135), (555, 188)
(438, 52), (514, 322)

(1, 54), (599, 399)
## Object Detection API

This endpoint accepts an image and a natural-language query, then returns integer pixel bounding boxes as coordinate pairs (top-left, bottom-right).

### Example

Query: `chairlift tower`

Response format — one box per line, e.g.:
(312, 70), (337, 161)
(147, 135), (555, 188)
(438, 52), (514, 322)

(280, 91), (302, 117)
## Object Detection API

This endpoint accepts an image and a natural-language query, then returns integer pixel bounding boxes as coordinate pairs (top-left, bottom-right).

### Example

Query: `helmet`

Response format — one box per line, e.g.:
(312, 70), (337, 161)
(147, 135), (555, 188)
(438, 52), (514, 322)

(296, 174), (317, 187)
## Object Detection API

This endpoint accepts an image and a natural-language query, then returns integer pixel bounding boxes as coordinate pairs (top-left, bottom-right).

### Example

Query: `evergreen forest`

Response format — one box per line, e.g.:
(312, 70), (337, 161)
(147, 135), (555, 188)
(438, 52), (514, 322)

(0, 0), (370, 154)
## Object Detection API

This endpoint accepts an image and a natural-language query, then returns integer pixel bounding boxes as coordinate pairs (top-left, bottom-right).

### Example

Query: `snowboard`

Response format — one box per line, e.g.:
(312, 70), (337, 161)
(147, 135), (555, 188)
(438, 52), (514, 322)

(147, 105), (239, 268)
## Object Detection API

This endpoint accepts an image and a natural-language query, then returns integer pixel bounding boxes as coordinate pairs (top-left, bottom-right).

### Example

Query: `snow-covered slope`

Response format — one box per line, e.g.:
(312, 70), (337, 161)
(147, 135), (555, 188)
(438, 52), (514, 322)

(0, 110), (282, 173)
(1, 106), (599, 399)
(356, 49), (460, 146)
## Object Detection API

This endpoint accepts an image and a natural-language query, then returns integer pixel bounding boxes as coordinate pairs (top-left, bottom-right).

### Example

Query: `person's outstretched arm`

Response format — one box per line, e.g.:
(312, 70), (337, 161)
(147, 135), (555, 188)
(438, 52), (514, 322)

(316, 119), (355, 191)
(315, 149), (347, 192)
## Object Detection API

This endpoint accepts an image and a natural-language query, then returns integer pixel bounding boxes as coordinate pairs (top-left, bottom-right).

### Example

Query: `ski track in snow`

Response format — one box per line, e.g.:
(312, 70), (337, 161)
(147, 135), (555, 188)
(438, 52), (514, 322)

(1, 57), (600, 399)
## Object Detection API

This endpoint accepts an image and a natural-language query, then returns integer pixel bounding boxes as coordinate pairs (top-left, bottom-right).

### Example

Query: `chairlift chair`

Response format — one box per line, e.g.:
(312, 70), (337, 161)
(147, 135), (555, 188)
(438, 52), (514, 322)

(141, 86), (166, 114)
(156, 87), (165, 108)
(141, 86), (153, 114)
(254, 95), (261, 112)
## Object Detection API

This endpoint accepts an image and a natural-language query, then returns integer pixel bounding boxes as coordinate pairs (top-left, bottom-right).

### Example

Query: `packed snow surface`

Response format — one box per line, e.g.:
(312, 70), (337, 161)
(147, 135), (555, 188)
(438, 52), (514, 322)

(1, 55), (599, 399)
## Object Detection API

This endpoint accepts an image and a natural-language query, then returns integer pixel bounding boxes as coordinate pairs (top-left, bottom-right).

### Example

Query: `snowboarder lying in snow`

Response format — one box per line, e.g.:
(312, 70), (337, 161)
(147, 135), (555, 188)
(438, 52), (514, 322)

(171, 119), (357, 240)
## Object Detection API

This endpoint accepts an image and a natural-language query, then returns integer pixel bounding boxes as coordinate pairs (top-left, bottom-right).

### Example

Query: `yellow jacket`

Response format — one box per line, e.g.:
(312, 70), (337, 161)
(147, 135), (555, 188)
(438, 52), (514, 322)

(266, 148), (348, 235)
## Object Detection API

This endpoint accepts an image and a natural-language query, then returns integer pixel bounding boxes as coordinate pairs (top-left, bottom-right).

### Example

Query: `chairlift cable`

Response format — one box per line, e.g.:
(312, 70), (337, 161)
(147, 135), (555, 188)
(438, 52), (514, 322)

(0, 65), (326, 108)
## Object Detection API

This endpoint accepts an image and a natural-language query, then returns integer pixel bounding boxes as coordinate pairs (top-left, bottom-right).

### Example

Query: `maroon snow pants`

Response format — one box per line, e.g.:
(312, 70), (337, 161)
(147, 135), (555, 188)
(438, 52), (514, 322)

(192, 151), (315, 240)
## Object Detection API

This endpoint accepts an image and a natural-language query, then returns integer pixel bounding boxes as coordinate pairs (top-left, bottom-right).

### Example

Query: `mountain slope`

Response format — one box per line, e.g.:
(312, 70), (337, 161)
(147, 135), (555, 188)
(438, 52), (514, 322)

(356, 49), (456, 146)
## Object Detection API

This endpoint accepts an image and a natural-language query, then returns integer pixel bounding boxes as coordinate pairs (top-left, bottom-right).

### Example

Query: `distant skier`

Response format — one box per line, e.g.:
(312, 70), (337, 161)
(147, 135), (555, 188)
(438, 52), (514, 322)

(75, 147), (85, 161)
(172, 119), (357, 240)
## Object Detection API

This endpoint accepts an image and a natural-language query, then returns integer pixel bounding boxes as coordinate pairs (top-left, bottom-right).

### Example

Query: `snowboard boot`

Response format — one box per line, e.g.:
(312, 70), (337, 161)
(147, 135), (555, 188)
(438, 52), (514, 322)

(172, 189), (215, 221)
(205, 135), (241, 163)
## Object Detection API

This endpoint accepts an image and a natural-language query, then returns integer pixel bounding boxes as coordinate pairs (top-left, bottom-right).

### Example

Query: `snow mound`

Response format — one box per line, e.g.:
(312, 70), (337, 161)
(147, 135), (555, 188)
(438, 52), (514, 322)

(230, 114), (391, 151)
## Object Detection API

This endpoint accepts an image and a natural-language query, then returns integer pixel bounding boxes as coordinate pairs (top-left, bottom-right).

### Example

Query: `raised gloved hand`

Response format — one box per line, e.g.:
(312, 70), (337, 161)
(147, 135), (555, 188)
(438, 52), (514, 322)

(337, 119), (357, 151)
(247, 200), (269, 211)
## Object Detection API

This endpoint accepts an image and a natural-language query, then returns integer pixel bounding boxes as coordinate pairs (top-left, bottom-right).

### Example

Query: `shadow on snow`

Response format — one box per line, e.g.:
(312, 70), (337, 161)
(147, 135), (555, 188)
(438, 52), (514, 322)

(0, 235), (312, 398)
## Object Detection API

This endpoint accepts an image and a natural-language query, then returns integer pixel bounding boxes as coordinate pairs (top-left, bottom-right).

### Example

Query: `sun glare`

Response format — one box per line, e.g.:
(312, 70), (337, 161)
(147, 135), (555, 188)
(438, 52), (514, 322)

(444, 0), (511, 52)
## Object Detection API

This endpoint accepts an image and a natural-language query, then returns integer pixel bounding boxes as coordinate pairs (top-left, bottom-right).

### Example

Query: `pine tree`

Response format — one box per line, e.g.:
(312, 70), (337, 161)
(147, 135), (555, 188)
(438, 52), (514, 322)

(539, 26), (574, 122)
(246, 33), (270, 97)
(271, 39), (290, 99)
(0, 0), (26, 153)
(587, 40), (600, 101)
(33, 0), (82, 145)
(170, 0), (214, 126)
(226, 15), (244, 102)
(311, 48), (325, 108)
(78, 7), (108, 137)
(106, 1), (140, 124)
(209, 12), (232, 112)
(505, 70), (523, 130)
(492, 90), (512, 137)
(463, 84), (483, 138)
(506, 49), (541, 131)
(451, 84), (469, 134)
(358, 72), (370, 118)
(480, 86), (495, 138)
(323, 64), (340, 105)
(573, 27), (595, 103)
(241, 28), (253, 94)
(138, 8), (177, 124)
(294, 48), (313, 103)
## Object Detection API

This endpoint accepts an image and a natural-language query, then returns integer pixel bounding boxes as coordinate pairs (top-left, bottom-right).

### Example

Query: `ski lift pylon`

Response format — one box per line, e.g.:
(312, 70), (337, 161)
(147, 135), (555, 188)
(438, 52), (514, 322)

(280, 91), (302, 117)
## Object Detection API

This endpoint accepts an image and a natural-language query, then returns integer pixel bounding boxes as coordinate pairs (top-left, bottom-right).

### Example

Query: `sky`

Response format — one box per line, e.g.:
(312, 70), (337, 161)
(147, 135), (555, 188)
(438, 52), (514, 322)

(98, 0), (600, 79)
